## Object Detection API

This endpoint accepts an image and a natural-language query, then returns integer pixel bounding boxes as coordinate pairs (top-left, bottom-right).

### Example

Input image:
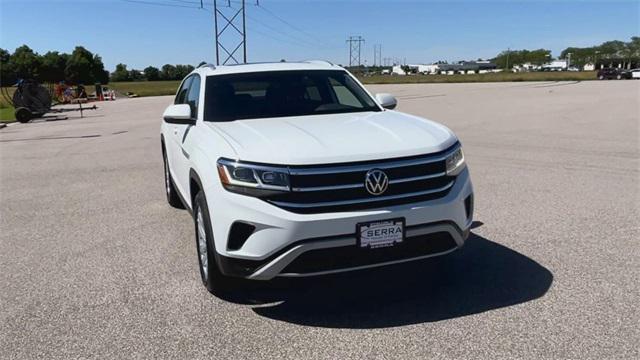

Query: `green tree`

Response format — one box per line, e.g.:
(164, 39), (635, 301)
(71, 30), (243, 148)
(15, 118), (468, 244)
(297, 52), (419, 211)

(493, 49), (552, 68)
(560, 38), (640, 69)
(111, 63), (131, 82)
(175, 64), (194, 79)
(92, 55), (109, 84)
(128, 68), (143, 81)
(0, 48), (15, 86)
(40, 51), (68, 83)
(8, 45), (41, 80)
(143, 66), (160, 81)
(65, 46), (99, 84)
(160, 64), (177, 80)
(527, 49), (552, 65)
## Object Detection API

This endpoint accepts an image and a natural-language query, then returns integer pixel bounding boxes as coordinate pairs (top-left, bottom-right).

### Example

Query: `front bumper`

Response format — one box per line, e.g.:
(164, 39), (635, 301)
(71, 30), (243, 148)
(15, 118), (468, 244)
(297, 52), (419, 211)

(205, 168), (474, 280)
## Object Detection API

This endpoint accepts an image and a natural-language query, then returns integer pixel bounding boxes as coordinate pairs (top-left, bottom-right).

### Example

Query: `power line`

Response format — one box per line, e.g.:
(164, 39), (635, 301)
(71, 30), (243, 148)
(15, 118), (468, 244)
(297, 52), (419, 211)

(254, 4), (327, 47)
(121, 0), (206, 10)
(224, 0), (328, 48)
(120, 0), (332, 63)
(163, 0), (206, 5)
(245, 13), (319, 48)
(247, 26), (317, 50)
(209, 2), (318, 50)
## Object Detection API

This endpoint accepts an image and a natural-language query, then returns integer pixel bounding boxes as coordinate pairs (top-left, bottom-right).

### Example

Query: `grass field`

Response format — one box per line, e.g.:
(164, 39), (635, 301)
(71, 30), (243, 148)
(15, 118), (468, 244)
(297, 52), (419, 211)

(108, 80), (180, 97)
(0, 71), (600, 123)
(0, 107), (14, 122)
(0, 87), (15, 122)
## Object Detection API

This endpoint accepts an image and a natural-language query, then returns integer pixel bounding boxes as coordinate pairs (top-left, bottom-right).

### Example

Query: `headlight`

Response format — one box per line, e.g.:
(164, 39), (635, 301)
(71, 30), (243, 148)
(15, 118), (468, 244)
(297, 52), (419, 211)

(217, 158), (290, 196)
(445, 147), (465, 176)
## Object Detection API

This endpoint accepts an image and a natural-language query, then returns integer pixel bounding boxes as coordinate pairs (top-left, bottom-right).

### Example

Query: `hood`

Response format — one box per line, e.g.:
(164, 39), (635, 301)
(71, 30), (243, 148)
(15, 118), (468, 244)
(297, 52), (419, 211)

(207, 111), (457, 165)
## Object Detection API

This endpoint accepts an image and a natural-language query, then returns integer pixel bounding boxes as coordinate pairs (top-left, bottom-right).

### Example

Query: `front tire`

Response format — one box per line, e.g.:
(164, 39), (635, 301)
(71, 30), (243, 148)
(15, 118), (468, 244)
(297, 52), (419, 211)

(162, 150), (185, 209)
(193, 191), (236, 296)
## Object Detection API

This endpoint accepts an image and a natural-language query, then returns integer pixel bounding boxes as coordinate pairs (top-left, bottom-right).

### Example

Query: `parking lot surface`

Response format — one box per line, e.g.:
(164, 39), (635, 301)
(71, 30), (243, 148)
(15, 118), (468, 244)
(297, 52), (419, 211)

(1, 81), (638, 359)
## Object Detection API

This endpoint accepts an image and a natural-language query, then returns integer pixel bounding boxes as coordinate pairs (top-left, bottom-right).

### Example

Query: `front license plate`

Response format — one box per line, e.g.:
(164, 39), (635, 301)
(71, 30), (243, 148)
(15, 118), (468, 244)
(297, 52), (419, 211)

(357, 218), (405, 249)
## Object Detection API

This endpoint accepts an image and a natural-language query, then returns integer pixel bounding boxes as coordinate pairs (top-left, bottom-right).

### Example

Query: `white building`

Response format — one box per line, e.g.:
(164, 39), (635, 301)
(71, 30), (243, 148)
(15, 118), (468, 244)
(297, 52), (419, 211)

(417, 64), (439, 74)
(392, 64), (440, 75)
(512, 62), (541, 72)
(542, 60), (568, 71)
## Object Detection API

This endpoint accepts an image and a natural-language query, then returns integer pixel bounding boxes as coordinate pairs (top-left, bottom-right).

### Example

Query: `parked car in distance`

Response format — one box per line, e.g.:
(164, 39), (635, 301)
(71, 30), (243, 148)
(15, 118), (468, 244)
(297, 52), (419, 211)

(567, 66), (580, 72)
(629, 68), (640, 79)
(161, 61), (474, 296)
(597, 68), (631, 80)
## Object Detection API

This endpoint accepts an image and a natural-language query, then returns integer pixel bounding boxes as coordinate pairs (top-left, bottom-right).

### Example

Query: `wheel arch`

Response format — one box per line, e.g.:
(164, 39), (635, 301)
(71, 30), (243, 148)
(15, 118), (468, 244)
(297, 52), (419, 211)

(189, 168), (204, 212)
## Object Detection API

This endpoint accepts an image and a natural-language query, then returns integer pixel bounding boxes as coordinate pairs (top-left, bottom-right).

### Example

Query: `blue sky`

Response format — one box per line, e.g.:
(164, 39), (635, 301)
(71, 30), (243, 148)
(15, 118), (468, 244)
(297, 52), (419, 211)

(1, 0), (638, 71)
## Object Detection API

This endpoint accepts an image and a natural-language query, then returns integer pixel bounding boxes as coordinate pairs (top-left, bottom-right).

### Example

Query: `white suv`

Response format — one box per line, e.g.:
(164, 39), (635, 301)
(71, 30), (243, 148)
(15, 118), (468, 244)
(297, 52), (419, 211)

(161, 61), (473, 295)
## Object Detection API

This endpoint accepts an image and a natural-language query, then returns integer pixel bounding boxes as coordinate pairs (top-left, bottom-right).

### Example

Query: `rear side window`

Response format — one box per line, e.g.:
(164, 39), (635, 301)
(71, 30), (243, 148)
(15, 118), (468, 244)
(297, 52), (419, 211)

(175, 76), (193, 104)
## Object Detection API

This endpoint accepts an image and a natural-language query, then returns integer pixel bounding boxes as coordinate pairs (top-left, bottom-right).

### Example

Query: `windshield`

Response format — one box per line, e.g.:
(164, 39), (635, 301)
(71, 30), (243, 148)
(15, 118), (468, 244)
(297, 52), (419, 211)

(204, 70), (380, 122)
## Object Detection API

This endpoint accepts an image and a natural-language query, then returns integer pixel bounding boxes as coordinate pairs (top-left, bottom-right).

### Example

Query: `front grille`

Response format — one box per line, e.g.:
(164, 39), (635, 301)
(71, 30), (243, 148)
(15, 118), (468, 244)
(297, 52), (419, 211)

(264, 144), (459, 213)
(281, 232), (457, 274)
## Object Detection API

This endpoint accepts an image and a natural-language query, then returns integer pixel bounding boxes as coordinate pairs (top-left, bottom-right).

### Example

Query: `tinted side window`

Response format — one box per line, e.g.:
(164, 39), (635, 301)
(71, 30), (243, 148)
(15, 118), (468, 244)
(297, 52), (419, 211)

(175, 76), (192, 104)
(186, 75), (201, 117)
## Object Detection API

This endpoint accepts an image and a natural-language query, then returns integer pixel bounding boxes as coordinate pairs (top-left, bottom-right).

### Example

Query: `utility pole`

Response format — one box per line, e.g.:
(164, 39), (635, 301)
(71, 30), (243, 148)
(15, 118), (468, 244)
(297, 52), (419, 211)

(346, 36), (365, 67)
(373, 44), (382, 67)
(505, 47), (510, 70)
(567, 52), (572, 68)
(213, 0), (248, 65)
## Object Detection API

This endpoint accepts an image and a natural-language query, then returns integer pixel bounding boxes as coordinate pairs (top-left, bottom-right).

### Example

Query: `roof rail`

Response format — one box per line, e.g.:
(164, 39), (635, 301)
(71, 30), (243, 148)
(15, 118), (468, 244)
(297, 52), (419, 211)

(198, 63), (216, 69)
(304, 60), (334, 66)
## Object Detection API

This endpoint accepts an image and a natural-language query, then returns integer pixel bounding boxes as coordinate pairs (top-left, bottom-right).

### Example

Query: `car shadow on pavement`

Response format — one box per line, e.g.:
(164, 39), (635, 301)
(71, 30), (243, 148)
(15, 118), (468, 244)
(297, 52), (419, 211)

(236, 232), (553, 328)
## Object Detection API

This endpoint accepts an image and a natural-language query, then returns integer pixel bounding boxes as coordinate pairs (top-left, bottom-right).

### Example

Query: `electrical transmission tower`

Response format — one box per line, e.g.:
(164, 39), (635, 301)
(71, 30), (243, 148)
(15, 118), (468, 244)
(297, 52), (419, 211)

(373, 44), (382, 67)
(213, 0), (251, 65)
(346, 36), (365, 67)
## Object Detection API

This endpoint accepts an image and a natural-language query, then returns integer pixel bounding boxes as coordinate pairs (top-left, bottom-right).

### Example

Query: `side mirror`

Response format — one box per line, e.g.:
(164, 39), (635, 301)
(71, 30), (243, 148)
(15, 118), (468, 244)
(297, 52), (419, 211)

(163, 104), (195, 125)
(375, 93), (397, 110)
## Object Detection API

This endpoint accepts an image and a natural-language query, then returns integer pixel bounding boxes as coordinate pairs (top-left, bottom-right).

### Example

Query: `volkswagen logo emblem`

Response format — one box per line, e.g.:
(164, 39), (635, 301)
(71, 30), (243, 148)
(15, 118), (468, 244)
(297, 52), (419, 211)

(365, 169), (389, 196)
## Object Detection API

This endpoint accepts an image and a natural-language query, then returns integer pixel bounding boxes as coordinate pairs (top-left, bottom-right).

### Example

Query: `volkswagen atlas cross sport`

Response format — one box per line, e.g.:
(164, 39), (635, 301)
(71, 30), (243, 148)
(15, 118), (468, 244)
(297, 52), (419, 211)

(160, 61), (473, 295)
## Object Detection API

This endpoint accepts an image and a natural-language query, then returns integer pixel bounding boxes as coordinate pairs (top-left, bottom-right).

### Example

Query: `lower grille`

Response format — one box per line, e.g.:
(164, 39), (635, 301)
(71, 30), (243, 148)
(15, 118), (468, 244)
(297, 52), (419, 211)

(281, 232), (457, 274)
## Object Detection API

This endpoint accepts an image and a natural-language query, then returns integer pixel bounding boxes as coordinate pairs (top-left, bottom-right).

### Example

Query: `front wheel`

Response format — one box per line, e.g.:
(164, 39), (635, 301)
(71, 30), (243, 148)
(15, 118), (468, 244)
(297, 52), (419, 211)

(617, 74), (623, 80)
(194, 191), (237, 296)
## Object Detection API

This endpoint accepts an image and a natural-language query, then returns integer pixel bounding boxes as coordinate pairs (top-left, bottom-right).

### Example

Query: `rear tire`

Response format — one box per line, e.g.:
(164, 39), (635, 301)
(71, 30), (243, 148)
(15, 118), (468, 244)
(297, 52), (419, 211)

(193, 191), (237, 296)
(163, 149), (185, 209)
(617, 74), (623, 80)
(598, 75), (605, 80)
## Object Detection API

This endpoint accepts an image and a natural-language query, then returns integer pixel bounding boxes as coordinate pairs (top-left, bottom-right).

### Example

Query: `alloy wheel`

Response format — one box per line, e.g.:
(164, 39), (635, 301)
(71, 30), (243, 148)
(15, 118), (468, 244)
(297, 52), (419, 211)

(196, 207), (209, 281)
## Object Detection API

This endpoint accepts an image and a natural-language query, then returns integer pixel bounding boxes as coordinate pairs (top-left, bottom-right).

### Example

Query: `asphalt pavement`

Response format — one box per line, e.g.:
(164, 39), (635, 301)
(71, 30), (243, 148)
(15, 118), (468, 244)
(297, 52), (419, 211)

(1, 80), (638, 359)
